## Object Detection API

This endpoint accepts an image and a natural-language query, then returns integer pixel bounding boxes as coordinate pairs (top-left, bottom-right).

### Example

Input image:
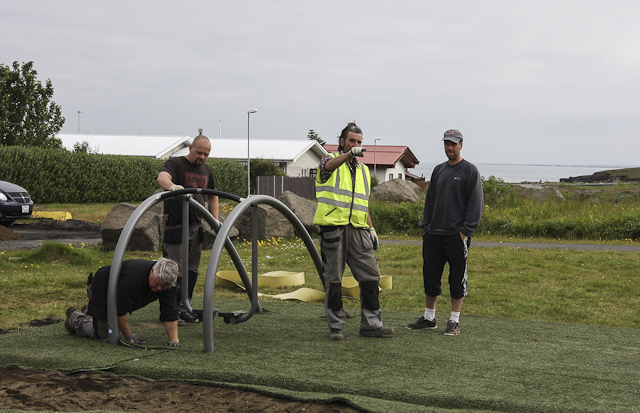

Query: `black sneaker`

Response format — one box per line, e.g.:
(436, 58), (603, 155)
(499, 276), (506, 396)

(444, 320), (460, 336)
(329, 329), (344, 341)
(65, 306), (78, 334)
(179, 310), (200, 323)
(359, 326), (394, 338)
(406, 315), (437, 330)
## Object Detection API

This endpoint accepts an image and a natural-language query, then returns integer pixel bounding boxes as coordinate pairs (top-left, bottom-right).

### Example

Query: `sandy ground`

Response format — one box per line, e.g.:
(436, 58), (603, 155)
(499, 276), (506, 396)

(0, 220), (103, 250)
(0, 365), (361, 412)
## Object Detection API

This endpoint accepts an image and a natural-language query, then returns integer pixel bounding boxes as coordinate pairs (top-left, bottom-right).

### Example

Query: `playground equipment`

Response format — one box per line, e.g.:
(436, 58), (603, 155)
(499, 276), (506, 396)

(106, 188), (323, 353)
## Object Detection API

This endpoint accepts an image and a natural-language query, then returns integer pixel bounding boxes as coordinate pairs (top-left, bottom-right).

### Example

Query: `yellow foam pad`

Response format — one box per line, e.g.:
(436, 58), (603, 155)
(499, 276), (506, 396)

(380, 275), (393, 289)
(342, 276), (361, 298)
(31, 211), (72, 221)
(215, 270), (246, 290)
(215, 270), (306, 289)
(263, 288), (326, 302)
(259, 271), (305, 288)
(341, 275), (393, 298)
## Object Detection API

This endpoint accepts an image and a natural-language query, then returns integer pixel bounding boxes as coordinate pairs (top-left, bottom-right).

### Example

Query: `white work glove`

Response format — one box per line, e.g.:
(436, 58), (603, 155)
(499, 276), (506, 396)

(170, 184), (184, 191)
(349, 147), (366, 157)
(369, 227), (379, 250)
(124, 333), (146, 345)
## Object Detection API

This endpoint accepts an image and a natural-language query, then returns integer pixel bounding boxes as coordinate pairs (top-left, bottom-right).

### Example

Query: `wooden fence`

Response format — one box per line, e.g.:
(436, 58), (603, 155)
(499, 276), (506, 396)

(255, 176), (316, 200)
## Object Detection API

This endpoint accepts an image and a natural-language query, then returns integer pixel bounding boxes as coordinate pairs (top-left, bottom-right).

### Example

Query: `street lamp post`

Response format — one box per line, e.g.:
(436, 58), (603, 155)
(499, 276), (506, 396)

(77, 110), (82, 133)
(247, 109), (257, 196)
(374, 137), (381, 180)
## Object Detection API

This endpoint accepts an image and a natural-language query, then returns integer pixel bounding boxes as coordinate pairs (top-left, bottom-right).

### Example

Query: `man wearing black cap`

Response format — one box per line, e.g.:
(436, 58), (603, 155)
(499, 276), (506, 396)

(406, 129), (483, 336)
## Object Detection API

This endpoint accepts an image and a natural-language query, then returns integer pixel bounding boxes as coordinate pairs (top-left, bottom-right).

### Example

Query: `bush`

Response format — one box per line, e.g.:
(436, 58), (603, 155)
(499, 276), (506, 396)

(249, 158), (285, 191)
(482, 175), (517, 207)
(0, 146), (162, 203)
(370, 175), (379, 189)
(208, 158), (246, 198)
(370, 200), (424, 236)
(0, 146), (249, 204)
(478, 190), (640, 241)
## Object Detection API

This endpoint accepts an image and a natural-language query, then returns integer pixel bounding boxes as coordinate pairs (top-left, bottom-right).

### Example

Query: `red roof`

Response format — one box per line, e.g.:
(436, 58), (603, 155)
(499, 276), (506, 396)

(324, 144), (419, 168)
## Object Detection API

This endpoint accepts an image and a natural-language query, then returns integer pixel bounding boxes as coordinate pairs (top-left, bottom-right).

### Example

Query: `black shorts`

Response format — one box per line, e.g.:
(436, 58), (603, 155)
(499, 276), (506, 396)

(422, 233), (469, 299)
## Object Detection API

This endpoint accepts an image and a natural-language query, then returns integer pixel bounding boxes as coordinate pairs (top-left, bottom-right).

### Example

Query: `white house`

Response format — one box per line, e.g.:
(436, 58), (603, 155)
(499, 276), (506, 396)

(57, 133), (327, 178)
(324, 144), (420, 183)
(171, 138), (327, 177)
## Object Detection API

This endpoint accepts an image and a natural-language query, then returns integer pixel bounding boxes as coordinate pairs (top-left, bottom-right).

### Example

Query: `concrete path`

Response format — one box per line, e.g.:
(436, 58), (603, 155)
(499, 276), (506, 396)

(380, 239), (640, 252)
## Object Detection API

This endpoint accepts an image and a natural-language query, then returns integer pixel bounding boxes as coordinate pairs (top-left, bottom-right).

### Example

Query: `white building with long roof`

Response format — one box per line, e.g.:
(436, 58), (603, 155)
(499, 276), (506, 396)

(57, 133), (327, 178)
(57, 134), (192, 159)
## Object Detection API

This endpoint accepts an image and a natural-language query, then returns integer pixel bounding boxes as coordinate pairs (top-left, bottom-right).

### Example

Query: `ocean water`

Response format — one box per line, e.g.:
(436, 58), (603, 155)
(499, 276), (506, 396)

(410, 164), (632, 183)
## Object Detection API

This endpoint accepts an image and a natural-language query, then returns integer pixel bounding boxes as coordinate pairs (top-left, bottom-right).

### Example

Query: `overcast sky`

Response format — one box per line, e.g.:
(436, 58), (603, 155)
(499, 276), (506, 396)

(2, 1), (639, 167)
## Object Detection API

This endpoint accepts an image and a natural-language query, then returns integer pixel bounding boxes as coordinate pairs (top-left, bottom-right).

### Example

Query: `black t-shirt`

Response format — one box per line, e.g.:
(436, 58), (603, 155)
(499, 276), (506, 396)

(161, 156), (216, 226)
(87, 259), (178, 322)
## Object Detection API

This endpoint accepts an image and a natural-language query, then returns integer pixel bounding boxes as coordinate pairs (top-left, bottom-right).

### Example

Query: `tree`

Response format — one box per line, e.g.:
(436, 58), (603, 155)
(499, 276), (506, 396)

(0, 61), (65, 148)
(249, 158), (286, 190)
(250, 158), (286, 178)
(72, 140), (99, 154)
(307, 129), (325, 146)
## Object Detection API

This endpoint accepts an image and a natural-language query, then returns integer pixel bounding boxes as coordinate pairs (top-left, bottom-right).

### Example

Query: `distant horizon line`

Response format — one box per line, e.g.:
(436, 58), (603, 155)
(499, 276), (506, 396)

(411, 163), (635, 169)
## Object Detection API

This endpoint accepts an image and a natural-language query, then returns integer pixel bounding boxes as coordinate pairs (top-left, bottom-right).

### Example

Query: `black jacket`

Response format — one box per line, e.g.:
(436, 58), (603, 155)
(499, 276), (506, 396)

(87, 259), (178, 322)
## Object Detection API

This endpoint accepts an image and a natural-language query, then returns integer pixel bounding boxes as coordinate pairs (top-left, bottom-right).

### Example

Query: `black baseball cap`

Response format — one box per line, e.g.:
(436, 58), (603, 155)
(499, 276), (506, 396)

(442, 129), (463, 143)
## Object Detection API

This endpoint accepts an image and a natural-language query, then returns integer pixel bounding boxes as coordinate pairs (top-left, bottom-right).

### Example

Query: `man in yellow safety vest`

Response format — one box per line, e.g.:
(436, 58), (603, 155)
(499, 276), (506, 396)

(313, 122), (394, 341)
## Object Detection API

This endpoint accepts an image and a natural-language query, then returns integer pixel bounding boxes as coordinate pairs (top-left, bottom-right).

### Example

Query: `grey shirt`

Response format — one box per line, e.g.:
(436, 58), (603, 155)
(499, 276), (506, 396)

(420, 159), (484, 237)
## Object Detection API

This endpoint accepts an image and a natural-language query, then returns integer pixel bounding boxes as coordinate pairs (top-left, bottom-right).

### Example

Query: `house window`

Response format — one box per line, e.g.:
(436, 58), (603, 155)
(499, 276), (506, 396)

(389, 174), (393, 181)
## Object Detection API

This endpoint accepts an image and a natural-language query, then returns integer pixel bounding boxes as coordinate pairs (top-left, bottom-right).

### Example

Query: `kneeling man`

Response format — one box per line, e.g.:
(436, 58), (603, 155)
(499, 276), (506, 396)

(65, 258), (182, 347)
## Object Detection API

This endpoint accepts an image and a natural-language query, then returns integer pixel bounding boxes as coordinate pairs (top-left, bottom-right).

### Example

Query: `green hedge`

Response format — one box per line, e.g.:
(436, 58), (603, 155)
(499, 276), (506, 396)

(369, 200), (424, 236)
(0, 146), (247, 203)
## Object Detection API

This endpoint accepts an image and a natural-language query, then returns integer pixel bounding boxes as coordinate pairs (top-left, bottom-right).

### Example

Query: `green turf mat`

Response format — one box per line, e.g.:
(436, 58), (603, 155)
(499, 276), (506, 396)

(1, 297), (638, 412)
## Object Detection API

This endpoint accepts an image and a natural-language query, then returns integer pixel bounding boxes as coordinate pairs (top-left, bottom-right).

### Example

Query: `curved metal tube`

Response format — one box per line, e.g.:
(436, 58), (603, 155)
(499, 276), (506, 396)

(203, 194), (323, 353)
(188, 200), (258, 308)
(106, 189), (243, 345)
(107, 193), (163, 345)
(181, 195), (191, 313)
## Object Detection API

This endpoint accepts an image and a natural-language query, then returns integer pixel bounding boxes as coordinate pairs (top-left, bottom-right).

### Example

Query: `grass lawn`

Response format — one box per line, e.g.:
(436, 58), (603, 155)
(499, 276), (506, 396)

(1, 295), (638, 412)
(1, 197), (639, 411)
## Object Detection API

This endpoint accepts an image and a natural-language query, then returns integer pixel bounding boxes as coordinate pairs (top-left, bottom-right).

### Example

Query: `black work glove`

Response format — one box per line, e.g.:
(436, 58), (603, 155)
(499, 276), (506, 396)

(124, 333), (146, 344)
(166, 341), (182, 347)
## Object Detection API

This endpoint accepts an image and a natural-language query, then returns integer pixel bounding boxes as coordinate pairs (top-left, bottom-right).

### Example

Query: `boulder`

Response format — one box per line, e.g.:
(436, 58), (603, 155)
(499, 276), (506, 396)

(151, 188), (239, 249)
(371, 179), (423, 203)
(101, 203), (163, 251)
(234, 191), (319, 240)
(148, 188), (165, 217)
(277, 191), (318, 235)
(521, 186), (566, 202)
(202, 213), (240, 250)
(236, 204), (294, 240)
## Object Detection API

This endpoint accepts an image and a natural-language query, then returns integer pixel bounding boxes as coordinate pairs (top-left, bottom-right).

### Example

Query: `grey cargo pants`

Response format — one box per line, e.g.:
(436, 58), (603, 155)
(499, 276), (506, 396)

(319, 224), (384, 331)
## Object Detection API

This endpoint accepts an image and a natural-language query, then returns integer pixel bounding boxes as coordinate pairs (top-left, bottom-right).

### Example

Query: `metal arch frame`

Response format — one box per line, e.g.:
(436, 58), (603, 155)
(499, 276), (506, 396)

(106, 188), (252, 345)
(202, 194), (323, 353)
(105, 190), (324, 351)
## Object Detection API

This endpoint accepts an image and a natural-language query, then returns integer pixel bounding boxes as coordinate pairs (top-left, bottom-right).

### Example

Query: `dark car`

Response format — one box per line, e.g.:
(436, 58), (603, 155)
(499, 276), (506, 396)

(0, 180), (34, 225)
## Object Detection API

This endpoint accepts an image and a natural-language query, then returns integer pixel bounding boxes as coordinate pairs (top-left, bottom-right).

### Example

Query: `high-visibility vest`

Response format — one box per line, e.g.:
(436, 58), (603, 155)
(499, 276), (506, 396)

(314, 154), (370, 228)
